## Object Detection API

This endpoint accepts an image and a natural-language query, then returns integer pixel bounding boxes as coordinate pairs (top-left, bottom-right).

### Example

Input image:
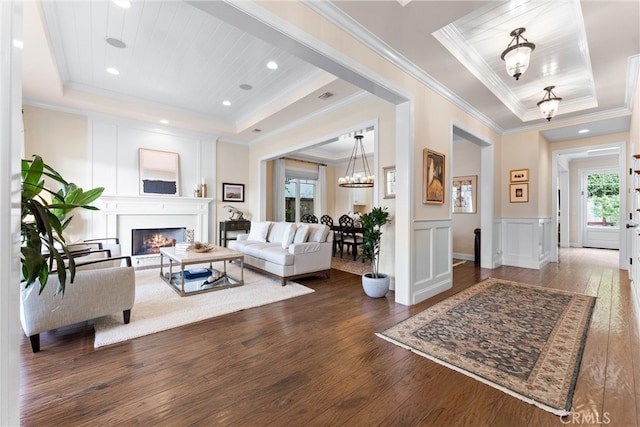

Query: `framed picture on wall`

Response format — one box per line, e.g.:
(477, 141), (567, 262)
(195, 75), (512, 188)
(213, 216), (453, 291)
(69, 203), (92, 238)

(510, 168), (529, 182)
(383, 166), (396, 199)
(139, 148), (180, 196)
(510, 183), (529, 203)
(423, 148), (445, 204)
(222, 182), (244, 202)
(452, 175), (477, 213)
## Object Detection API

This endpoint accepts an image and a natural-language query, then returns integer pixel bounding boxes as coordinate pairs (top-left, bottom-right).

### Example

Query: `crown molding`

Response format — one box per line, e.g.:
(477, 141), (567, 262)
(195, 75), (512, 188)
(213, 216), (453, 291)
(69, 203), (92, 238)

(247, 91), (370, 146)
(22, 98), (220, 141)
(303, 0), (503, 135)
(502, 107), (632, 136)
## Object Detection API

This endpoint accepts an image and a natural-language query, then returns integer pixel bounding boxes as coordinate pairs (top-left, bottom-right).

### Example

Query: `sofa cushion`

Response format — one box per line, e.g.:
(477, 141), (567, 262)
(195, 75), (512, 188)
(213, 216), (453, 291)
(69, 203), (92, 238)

(307, 224), (329, 243)
(293, 225), (310, 243)
(247, 221), (271, 242)
(259, 246), (295, 266)
(289, 242), (321, 254)
(281, 224), (297, 249)
(268, 222), (293, 244)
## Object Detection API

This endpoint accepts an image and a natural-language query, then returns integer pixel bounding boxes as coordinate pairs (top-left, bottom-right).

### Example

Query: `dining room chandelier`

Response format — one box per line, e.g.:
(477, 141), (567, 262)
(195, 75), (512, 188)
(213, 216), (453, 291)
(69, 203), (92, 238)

(337, 134), (374, 188)
(537, 86), (562, 121)
(500, 27), (535, 81)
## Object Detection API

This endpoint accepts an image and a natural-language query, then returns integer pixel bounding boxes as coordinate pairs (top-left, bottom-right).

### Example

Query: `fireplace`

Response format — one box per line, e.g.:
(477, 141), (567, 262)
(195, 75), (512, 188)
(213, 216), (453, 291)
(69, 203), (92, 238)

(132, 227), (186, 256)
(98, 195), (214, 265)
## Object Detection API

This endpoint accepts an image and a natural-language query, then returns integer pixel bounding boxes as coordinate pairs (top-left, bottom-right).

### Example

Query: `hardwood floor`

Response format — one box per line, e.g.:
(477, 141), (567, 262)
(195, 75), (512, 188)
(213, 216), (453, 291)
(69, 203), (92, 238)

(20, 248), (640, 426)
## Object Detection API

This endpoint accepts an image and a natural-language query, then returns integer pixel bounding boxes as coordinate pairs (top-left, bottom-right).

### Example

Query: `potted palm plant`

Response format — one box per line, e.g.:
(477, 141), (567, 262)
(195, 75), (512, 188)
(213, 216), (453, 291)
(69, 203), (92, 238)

(22, 154), (104, 294)
(359, 206), (391, 298)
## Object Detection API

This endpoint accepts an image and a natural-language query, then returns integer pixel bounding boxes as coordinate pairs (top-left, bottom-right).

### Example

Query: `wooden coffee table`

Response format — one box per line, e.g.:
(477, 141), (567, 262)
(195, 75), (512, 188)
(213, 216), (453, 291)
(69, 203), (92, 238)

(159, 246), (244, 296)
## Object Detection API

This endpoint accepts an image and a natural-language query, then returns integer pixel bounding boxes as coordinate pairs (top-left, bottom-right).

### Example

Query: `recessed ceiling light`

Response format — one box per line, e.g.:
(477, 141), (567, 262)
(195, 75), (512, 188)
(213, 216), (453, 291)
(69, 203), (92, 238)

(106, 37), (126, 49)
(266, 61), (278, 70)
(160, 119), (169, 125)
(239, 84), (253, 91)
(222, 100), (231, 106)
(578, 129), (590, 134)
(106, 67), (120, 75)
(113, 0), (132, 9)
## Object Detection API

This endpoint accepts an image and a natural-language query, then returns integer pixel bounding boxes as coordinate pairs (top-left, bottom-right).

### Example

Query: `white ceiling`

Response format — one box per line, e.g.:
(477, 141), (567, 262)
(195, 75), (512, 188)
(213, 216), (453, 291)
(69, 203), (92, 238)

(21, 0), (640, 160)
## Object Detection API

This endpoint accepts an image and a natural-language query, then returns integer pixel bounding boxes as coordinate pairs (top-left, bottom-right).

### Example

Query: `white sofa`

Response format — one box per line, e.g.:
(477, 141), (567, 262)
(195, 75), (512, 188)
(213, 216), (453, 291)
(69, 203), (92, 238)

(228, 221), (333, 286)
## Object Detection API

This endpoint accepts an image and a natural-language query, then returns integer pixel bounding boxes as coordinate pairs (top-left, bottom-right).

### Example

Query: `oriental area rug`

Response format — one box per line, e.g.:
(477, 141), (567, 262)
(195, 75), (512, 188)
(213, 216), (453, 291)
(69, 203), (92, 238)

(377, 278), (596, 416)
(94, 266), (314, 348)
(331, 256), (370, 276)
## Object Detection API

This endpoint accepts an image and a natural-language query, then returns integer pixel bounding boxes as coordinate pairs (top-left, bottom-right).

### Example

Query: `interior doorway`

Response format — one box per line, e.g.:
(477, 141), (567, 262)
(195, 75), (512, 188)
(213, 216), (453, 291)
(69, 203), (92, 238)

(551, 142), (626, 269)
(451, 125), (494, 269)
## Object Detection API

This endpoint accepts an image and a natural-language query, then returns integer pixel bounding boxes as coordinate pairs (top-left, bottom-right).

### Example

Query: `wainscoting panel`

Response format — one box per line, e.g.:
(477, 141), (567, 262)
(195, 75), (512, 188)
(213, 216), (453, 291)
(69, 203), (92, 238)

(500, 217), (552, 270)
(412, 219), (453, 304)
(493, 219), (503, 267)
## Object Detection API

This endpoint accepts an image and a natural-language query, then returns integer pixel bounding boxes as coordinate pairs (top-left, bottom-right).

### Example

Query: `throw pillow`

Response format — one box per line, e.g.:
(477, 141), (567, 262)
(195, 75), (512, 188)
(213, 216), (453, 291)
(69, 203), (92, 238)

(281, 224), (297, 249)
(293, 225), (309, 244)
(268, 222), (290, 244)
(307, 224), (329, 243)
(247, 221), (271, 242)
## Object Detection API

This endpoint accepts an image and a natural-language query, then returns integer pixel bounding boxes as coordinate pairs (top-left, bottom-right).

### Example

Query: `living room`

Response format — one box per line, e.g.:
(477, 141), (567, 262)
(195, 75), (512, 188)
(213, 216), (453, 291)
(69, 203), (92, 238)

(2, 0), (640, 425)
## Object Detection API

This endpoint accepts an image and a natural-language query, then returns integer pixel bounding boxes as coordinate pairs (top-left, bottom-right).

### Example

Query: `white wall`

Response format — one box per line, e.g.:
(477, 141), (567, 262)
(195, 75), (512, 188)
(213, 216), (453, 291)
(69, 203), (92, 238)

(1, 1), (22, 425)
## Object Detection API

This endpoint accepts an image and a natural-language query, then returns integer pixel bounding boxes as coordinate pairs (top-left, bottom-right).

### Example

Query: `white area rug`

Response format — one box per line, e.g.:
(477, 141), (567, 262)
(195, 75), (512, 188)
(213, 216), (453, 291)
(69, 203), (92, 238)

(93, 265), (314, 348)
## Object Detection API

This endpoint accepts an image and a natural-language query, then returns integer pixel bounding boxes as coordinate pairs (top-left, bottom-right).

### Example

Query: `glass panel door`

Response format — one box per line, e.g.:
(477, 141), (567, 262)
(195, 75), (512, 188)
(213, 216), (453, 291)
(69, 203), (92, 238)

(285, 178), (316, 222)
(583, 169), (620, 249)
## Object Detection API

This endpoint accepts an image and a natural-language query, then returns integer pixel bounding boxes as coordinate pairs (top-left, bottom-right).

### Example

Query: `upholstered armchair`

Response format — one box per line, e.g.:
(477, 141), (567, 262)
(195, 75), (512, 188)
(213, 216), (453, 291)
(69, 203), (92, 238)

(67, 237), (121, 257)
(20, 256), (135, 352)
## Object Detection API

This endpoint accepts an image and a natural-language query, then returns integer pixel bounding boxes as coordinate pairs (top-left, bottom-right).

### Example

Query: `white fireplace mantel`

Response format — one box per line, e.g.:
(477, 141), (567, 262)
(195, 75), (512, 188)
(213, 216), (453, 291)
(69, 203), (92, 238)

(99, 195), (215, 258)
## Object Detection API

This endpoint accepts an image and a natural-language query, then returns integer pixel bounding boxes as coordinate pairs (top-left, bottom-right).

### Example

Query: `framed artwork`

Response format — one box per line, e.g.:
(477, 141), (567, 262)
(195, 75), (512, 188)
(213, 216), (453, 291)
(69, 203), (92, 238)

(222, 182), (244, 202)
(452, 175), (477, 213)
(139, 148), (180, 196)
(510, 168), (529, 182)
(510, 183), (529, 203)
(383, 166), (396, 199)
(423, 148), (445, 204)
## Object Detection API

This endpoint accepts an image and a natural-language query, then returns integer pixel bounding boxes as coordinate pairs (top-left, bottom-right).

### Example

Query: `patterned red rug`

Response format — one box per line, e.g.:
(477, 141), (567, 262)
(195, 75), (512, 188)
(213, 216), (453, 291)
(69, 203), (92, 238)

(377, 278), (596, 416)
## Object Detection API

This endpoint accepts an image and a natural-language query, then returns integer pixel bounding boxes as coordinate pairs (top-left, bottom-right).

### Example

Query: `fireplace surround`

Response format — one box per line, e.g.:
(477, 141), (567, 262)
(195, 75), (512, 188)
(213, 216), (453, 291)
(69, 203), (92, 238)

(98, 195), (214, 266)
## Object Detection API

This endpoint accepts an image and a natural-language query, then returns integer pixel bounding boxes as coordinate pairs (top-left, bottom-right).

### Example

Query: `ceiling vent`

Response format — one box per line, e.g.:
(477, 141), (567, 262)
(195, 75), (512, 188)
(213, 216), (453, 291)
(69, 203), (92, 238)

(317, 92), (334, 100)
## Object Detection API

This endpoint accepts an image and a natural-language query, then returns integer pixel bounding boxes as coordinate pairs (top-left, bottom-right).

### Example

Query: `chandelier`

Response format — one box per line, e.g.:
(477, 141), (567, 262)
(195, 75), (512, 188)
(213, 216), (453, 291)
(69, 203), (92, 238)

(537, 86), (562, 121)
(338, 134), (374, 188)
(500, 28), (535, 81)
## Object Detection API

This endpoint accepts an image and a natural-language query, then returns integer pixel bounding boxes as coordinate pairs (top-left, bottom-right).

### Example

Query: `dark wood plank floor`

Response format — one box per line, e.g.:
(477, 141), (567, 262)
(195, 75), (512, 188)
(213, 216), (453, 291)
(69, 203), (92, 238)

(20, 248), (640, 426)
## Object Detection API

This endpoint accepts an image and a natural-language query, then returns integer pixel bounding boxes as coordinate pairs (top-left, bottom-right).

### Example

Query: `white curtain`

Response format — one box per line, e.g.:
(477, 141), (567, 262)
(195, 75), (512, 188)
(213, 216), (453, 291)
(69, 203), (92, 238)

(273, 159), (286, 221)
(315, 164), (327, 218)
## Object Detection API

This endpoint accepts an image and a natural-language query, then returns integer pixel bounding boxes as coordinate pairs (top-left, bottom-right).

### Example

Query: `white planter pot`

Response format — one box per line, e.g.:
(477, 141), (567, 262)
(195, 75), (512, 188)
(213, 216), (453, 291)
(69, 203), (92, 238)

(362, 273), (390, 298)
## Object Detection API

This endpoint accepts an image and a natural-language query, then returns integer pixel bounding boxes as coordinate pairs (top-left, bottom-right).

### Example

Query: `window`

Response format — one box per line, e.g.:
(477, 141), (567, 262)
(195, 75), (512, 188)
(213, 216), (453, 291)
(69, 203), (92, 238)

(586, 171), (619, 228)
(285, 178), (315, 222)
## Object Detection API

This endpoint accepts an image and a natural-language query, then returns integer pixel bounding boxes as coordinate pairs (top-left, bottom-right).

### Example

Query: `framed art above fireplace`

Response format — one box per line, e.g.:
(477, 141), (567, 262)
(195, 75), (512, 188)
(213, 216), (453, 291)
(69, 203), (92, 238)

(139, 148), (180, 196)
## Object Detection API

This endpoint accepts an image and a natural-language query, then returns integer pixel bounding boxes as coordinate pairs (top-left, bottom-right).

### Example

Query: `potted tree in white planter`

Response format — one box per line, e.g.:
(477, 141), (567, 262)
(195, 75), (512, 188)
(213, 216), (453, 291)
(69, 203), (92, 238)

(360, 206), (391, 298)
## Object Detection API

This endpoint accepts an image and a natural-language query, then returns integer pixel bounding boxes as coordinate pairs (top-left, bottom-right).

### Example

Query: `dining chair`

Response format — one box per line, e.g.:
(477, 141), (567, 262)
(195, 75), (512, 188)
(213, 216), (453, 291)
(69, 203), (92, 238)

(321, 215), (341, 256)
(338, 214), (364, 261)
(301, 214), (319, 223)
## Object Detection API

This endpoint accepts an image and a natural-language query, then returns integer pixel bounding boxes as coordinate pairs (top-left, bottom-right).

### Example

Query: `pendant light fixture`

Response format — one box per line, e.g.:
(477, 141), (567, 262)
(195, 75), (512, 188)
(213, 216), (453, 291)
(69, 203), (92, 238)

(537, 86), (562, 121)
(500, 28), (535, 81)
(337, 134), (374, 188)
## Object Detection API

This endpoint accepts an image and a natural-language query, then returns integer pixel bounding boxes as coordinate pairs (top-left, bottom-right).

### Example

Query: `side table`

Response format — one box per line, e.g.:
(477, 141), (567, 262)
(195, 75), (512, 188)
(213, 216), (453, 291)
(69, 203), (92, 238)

(219, 220), (251, 247)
